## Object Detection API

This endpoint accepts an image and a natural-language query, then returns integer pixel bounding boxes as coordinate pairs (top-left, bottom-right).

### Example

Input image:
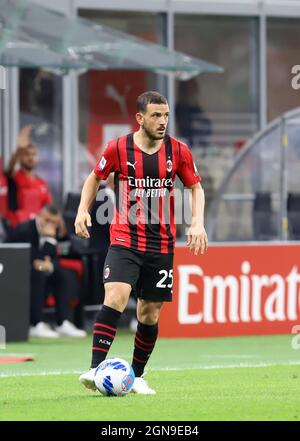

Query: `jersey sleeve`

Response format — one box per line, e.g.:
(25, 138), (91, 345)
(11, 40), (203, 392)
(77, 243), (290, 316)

(176, 142), (202, 187)
(93, 140), (119, 180)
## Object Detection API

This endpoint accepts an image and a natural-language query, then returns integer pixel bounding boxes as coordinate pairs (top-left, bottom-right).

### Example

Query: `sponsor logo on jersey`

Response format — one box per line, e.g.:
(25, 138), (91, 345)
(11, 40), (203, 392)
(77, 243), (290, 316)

(99, 156), (107, 171)
(127, 176), (173, 188)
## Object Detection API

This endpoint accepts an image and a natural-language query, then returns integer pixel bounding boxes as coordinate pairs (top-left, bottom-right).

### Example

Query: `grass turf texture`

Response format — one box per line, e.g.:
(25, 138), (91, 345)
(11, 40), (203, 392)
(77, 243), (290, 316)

(1, 332), (300, 421)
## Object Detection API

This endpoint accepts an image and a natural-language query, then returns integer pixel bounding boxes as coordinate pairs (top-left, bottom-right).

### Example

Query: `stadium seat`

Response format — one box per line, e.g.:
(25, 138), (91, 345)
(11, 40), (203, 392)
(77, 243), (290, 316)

(252, 192), (277, 240)
(62, 191), (110, 306)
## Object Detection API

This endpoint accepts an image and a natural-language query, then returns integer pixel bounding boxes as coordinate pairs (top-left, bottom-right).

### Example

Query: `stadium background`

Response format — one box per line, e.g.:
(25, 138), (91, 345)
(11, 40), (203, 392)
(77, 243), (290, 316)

(1, 0), (300, 421)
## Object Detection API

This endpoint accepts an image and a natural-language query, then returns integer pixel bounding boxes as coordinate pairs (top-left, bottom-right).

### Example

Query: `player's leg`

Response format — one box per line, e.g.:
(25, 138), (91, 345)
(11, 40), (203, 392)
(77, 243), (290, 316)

(79, 281), (131, 390)
(132, 299), (162, 377)
(131, 299), (163, 395)
(131, 251), (173, 394)
(79, 245), (141, 390)
(90, 281), (131, 369)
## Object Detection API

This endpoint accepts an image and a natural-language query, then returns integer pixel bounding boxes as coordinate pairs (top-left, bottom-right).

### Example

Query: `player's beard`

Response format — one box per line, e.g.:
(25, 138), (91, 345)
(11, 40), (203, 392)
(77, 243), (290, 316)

(21, 163), (35, 172)
(142, 124), (165, 141)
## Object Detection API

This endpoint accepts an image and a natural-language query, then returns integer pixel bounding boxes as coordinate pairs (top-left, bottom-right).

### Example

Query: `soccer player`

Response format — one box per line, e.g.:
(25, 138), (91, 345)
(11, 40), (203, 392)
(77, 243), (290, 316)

(75, 91), (208, 394)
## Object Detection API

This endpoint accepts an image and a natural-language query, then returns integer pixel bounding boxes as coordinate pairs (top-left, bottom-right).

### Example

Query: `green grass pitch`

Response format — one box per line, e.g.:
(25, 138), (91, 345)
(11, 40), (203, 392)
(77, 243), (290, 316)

(1, 332), (300, 421)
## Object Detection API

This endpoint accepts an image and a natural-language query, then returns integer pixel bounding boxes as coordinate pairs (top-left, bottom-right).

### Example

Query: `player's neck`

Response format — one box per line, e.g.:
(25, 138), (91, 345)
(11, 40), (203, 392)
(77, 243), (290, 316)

(134, 130), (164, 154)
(21, 167), (35, 178)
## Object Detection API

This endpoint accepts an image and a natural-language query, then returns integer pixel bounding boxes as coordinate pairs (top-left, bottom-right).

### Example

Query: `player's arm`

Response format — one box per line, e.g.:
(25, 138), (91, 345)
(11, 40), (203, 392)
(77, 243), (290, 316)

(75, 172), (100, 239)
(187, 182), (208, 256)
(6, 125), (33, 176)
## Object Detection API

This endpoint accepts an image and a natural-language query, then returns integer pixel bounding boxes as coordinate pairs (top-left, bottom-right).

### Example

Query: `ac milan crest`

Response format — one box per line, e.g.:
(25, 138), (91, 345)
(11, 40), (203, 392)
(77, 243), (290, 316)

(166, 159), (173, 173)
(104, 266), (110, 279)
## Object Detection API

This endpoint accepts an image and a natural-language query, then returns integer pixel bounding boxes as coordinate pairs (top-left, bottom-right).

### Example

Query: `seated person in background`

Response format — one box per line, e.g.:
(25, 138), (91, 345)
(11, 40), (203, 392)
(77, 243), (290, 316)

(88, 173), (114, 305)
(176, 79), (212, 150)
(6, 204), (86, 338)
(5, 125), (53, 226)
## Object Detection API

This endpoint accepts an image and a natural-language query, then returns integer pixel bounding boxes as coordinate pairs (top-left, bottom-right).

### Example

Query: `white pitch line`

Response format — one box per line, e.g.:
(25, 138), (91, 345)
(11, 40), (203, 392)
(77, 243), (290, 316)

(0, 370), (83, 378)
(149, 360), (300, 371)
(0, 353), (35, 357)
(1, 360), (300, 379)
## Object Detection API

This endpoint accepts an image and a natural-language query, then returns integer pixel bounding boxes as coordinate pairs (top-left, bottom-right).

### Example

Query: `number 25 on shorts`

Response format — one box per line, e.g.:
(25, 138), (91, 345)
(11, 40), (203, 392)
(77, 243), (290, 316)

(156, 269), (173, 288)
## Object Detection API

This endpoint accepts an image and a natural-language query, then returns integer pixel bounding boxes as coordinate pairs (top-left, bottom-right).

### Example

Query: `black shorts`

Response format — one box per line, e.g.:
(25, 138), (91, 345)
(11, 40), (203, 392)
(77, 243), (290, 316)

(103, 245), (174, 302)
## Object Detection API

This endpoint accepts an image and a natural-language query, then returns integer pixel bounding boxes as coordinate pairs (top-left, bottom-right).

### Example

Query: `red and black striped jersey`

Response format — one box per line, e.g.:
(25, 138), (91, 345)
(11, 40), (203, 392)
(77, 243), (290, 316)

(94, 133), (201, 254)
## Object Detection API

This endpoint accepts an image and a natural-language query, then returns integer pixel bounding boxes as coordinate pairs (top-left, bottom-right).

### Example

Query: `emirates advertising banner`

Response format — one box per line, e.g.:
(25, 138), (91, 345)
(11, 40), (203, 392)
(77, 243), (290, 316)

(159, 243), (300, 338)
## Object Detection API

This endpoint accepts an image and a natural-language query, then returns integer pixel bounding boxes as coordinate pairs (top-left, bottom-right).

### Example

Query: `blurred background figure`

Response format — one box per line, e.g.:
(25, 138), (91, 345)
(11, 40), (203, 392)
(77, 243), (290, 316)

(176, 79), (212, 151)
(5, 125), (53, 227)
(6, 204), (86, 338)
(87, 174), (114, 306)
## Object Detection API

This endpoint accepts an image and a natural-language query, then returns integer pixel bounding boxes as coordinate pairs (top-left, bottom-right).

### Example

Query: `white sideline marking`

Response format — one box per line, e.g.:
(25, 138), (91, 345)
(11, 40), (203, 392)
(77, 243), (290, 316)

(1, 360), (300, 379)
(150, 360), (300, 371)
(0, 353), (34, 357)
(0, 370), (83, 378)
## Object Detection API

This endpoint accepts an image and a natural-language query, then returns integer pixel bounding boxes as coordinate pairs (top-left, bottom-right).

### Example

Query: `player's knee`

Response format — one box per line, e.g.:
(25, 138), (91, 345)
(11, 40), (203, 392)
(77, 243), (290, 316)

(104, 285), (130, 312)
(137, 301), (163, 324)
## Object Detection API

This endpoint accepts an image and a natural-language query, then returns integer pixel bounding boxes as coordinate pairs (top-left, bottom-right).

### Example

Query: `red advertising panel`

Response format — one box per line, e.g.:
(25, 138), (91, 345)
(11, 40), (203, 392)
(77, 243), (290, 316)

(159, 243), (300, 338)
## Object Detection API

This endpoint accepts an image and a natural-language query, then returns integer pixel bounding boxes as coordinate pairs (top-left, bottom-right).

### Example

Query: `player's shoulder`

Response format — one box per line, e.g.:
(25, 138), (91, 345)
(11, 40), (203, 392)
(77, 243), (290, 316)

(34, 175), (49, 187)
(13, 169), (23, 180)
(105, 134), (129, 150)
(167, 135), (190, 156)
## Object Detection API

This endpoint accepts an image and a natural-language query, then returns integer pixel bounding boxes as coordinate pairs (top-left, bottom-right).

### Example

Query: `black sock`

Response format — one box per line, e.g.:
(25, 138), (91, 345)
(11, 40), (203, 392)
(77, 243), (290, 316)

(132, 321), (158, 377)
(91, 305), (121, 369)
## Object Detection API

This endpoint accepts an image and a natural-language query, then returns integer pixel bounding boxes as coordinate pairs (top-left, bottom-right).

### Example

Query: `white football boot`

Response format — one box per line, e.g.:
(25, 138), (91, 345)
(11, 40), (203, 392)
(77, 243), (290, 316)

(29, 322), (59, 338)
(55, 320), (87, 338)
(131, 376), (156, 395)
(79, 368), (97, 391)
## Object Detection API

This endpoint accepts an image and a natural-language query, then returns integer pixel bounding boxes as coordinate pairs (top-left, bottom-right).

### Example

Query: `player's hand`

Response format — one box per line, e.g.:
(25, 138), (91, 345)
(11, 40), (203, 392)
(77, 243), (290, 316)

(33, 256), (53, 273)
(187, 223), (208, 256)
(17, 125), (33, 150)
(74, 210), (91, 239)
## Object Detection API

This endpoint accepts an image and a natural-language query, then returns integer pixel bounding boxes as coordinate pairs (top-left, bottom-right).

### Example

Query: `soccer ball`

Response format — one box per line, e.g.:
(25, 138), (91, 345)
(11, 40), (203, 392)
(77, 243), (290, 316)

(94, 357), (135, 397)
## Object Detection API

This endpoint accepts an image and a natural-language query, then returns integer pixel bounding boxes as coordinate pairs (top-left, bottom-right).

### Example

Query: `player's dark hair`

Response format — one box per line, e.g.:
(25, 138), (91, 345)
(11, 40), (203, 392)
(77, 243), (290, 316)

(43, 204), (59, 216)
(137, 91), (168, 113)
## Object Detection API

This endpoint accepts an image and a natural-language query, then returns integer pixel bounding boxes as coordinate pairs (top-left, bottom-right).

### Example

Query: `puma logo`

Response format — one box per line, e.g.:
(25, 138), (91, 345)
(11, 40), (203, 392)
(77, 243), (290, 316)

(126, 161), (137, 170)
(105, 84), (131, 116)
